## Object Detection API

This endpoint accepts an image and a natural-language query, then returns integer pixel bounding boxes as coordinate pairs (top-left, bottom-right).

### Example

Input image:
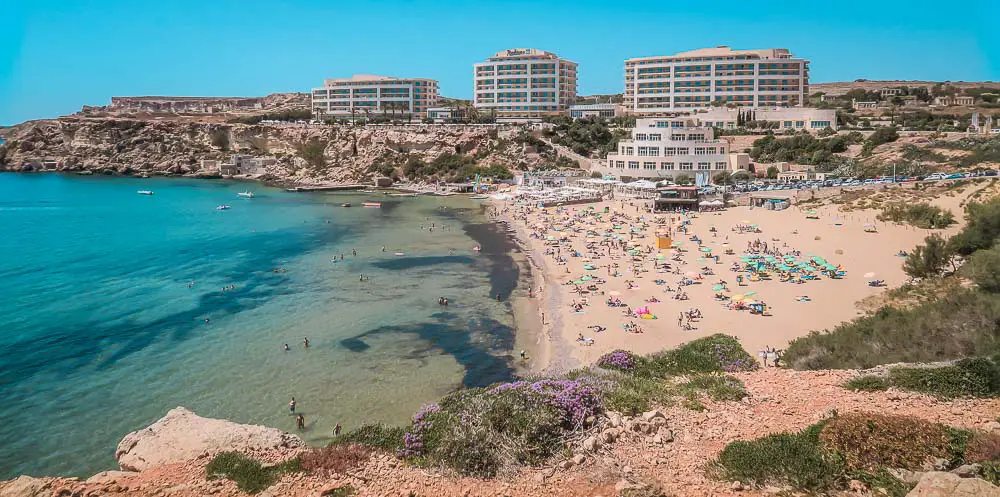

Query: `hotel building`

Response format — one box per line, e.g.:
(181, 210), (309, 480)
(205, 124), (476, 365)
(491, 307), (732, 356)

(595, 117), (750, 183)
(623, 46), (809, 115)
(311, 75), (439, 119)
(691, 107), (836, 131)
(474, 48), (578, 120)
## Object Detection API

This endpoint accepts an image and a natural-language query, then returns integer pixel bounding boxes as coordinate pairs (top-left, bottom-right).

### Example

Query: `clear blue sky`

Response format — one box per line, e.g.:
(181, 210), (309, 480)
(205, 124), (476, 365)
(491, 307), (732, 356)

(1, 0), (997, 126)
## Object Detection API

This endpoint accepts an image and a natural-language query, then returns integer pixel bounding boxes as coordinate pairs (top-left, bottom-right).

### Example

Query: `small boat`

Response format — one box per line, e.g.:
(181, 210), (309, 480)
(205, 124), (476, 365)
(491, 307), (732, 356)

(285, 187), (302, 192)
(137, 190), (154, 195)
(394, 252), (405, 256)
(238, 191), (254, 198)
(362, 202), (382, 208)
(341, 202), (352, 207)
(216, 205), (231, 210)
(470, 195), (489, 200)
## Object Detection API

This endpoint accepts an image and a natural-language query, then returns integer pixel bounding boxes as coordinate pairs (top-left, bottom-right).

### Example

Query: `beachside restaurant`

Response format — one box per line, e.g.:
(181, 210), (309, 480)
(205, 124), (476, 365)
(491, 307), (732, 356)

(654, 186), (701, 212)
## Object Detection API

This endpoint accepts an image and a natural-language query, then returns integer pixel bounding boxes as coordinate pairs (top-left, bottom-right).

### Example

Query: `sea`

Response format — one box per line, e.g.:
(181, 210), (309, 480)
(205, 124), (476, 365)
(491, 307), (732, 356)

(0, 174), (525, 479)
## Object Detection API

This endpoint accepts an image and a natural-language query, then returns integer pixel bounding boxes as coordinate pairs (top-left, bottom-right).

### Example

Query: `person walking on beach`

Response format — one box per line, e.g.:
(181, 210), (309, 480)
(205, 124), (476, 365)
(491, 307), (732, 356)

(289, 397), (296, 414)
(296, 414), (305, 430)
(334, 423), (342, 436)
(303, 337), (310, 348)
(352, 248), (357, 256)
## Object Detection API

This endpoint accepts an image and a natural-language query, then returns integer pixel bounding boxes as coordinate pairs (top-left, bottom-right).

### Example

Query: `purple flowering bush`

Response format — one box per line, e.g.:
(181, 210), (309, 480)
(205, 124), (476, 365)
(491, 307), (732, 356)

(597, 349), (637, 372)
(653, 334), (759, 374)
(491, 378), (603, 427)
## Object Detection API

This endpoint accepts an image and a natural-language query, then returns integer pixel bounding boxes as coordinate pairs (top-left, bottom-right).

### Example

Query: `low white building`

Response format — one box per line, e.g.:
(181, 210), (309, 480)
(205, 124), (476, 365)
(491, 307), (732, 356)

(594, 117), (750, 183)
(691, 106), (836, 131)
(568, 103), (623, 119)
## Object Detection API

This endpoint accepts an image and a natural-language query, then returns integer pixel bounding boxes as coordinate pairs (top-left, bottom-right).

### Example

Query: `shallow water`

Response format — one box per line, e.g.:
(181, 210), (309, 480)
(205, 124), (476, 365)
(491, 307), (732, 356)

(0, 174), (521, 479)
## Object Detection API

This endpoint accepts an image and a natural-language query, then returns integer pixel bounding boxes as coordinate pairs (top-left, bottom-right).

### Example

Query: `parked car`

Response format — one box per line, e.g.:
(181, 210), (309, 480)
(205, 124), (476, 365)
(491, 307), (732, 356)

(945, 173), (964, 180)
(985, 170), (999, 177)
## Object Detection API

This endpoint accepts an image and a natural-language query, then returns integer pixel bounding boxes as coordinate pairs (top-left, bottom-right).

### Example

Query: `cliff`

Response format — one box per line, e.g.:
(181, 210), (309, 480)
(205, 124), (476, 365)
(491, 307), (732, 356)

(0, 118), (545, 185)
(1, 369), (997, 497)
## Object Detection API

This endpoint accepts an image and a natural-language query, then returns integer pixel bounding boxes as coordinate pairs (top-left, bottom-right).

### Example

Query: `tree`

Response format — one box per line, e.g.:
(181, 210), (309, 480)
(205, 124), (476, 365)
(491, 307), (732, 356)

(766, 166), (779, 179)
(949, 199), (1000, 256)
(713, 172), (733, 185)
(590, 171), (603, 179)
(903, 234), (951, 278)
(298, 139), (326, 168)
(211, 129), (230, 151)
(732, 171), (751, 182)
(675, 173), (693, 185)
(963, 246), (1000, 292)
(817, 126), (836, 138)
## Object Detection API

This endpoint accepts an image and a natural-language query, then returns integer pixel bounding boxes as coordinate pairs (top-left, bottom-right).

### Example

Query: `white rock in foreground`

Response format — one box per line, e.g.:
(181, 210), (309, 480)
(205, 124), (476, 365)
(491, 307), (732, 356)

(115, 406), (305, 471)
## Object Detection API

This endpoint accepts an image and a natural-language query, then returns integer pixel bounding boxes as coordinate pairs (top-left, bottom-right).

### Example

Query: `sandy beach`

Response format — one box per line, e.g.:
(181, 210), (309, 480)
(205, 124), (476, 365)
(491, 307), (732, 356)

(492, 185), (974, 373)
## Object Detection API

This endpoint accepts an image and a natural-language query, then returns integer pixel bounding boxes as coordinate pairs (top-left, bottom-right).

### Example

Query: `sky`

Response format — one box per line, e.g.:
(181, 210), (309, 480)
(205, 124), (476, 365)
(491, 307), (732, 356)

(1, 0), (997, 126)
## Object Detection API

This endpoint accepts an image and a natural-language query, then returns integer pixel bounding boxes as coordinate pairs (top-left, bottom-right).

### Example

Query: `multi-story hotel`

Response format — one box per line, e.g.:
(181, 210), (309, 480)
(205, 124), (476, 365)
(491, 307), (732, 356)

(311, 75), (439, 119)
(473, 48), (578, 120)
(623, 46), (809, 115)
(596, 117), (750, 183)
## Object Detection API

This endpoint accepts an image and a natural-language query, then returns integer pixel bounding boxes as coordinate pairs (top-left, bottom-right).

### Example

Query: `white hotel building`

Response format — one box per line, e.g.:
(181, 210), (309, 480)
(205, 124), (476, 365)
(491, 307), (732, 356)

(474, 48), (578, 120)
(624, 46), (809, 115)
(596, 117), (750, 183)
(311, 75), (439, 119)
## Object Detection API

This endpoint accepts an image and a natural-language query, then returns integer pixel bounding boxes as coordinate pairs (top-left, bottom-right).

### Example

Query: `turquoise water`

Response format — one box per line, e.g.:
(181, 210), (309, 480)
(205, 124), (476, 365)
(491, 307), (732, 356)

(0, 174), (522, 479)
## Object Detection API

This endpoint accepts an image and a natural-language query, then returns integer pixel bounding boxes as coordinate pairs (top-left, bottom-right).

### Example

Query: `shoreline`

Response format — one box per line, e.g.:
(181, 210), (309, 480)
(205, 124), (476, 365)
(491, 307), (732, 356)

(491, 200), (577, 376)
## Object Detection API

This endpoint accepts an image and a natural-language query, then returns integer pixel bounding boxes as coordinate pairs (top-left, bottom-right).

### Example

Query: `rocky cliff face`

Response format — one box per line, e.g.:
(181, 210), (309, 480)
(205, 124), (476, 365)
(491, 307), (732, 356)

(115, 407), (305, 472)
(0, 118), (541, 185)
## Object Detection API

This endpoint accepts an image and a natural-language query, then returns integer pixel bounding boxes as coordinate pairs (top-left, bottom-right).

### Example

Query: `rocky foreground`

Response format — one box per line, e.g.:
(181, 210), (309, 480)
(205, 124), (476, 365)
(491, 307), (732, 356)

(0, 118), (543, 185)
(1, 368), (998, 497)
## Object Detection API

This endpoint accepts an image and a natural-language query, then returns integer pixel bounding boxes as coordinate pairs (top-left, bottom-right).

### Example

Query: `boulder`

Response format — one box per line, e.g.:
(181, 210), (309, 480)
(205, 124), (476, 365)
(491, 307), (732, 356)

(950, 464), (982, 478)
(0, 476), (50, 497)
(906, 471), (1000, 497)
(85, 470), (138, 484)
(115, 406), (305, 471)
(607, 412), (623, 429)
(640, 410), (665, 422)
(582, 436), (602, 452)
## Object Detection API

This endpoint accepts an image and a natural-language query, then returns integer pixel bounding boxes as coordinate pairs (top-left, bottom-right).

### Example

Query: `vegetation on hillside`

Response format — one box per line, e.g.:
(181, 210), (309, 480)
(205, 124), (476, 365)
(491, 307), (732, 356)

(748, 132), (864, 169)
(711, 413), (1000, 495)
(877, 202), (956, 229)
(784, 197), (1000, 370)
(541, 116), (632, 158)
(845, 357), (1000, 399)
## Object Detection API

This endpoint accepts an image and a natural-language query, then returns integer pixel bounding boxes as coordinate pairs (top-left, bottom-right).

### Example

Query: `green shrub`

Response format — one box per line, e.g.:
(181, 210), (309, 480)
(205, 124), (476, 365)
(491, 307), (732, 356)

(888, 358), (1000, 399)
(982, 461), (1000, 486)
(647, 334), (758, 375)
(602, 373), (671, 415)
(964, 246), (1000, 292)
(783, 290), (1000, 370)
(965, 431), (1000, 463)
(710, 423), (844, 491)
(678, 374), (748, 401)
(321, 485), (357, 497)
(878, 203), (955, 229)
(819, 414), (951, 471)
(330, 424), (405, 451)
(205, 452), (301, 494)
(431, 388), (564, 478)
(844, 376), (890, 391)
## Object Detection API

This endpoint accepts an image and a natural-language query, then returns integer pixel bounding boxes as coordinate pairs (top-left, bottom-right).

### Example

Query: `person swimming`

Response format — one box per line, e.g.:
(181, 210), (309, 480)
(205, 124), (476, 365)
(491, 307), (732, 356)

(303, 337), (310, 348)
(283, 344), (290, 351)
(439, 296), (449, 306)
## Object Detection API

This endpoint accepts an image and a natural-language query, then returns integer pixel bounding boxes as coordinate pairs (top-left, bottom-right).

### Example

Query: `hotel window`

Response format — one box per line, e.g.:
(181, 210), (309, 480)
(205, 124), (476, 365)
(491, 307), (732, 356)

(638, 147), (649, 157)
(660, 162), (675, 170)
(628, 161), (640, 170)
(636, 133), (648, 141)
(795, 121), (805, 128)
(715, 162), (727, 170)
(698, 162), (710, 170)
(679, 163), (693, 171)
(783, 121), (793, 128)
(649, 134), (662, 141)
(616, 161), (625, 169)
(625, 147), (634, 155)
(694, 148), (707, 155)
(643, 161), (657, 170)
(810, 121), (831, 129)
(676, 148), (690, 155)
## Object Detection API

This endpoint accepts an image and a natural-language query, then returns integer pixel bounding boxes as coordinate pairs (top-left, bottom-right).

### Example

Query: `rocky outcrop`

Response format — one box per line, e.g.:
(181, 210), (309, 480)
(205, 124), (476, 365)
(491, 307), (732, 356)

(0, 118), (543, 185)
(0, 476), (53, 497)
(906, 471), (1000, 497)
(115, 407), (305, 472)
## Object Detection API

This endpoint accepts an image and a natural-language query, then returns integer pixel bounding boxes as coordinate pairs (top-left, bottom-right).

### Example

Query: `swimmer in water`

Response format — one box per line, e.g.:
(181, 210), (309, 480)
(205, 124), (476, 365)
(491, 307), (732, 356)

(303, 337), (310, 348)
(283, 344), (289, 351)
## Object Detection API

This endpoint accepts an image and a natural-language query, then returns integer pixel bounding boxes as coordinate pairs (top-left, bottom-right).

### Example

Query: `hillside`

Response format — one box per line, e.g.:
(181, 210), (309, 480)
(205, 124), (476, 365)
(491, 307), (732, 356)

(813, 80), (1000, 96)
(0, 118), (558, 185)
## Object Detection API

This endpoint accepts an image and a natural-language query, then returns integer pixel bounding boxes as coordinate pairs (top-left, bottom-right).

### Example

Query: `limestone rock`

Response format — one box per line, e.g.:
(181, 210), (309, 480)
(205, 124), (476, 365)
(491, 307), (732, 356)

(85, 471), (138, 484)
(0, 476), (50, 497)
(949, 464), (982, 478)
(571, 454), (586, 466)
(115, 406), (305, 471)
(582, 436), (602, 452)
(906, 471), (1000, 497)
(607, 412), (623, 429)
(640, 410), (665, 422)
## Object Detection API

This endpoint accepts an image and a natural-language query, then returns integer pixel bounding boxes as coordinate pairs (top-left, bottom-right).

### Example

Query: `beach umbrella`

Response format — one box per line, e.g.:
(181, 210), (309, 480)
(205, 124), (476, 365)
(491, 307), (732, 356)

(863, 272), (876, 278)
(731, 294), (746, 301)
(700, 247), (712, 253)
(696, 257), (707, 262)
(582, 275), (594, 281)
(741, 219), (751, 224)
(656, 254), (666, 260)
(750, 224), (759, 228)
(712, 284), (726, 291)
(744, 291), (757, 296)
